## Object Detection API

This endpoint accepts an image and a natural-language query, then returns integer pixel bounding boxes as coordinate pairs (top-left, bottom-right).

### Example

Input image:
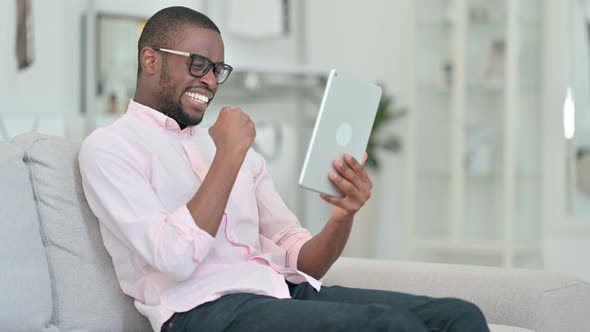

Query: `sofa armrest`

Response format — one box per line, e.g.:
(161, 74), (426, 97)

(321, 257), (590, 332)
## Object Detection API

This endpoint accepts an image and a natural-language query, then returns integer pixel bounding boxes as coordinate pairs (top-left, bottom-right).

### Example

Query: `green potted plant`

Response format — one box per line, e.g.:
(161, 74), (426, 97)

(365, 85), (406, 169)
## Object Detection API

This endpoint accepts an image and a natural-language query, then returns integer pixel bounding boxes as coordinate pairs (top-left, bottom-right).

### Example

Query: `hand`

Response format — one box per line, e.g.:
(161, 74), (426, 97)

(320, 153), (373, 222)
(208, 106), (256, 158)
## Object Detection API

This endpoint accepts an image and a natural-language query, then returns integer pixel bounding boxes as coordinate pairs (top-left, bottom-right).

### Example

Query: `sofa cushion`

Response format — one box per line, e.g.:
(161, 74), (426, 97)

(0, 141), (57, 332)
(488, 324), (534, 332)
(13, 133), (151, 332)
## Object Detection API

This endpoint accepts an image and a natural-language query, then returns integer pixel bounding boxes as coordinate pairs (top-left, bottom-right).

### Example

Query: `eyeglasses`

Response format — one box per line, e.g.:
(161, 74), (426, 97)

(154, 47), (233, 84)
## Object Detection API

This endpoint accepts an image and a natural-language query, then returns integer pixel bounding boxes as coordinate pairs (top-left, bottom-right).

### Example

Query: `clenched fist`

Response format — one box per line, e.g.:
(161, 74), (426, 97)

(208, 107), (256, 158)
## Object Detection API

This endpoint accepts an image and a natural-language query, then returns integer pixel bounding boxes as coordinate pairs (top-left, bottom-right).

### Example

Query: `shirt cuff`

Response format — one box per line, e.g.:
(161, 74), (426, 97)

(271, 227), (312, 270)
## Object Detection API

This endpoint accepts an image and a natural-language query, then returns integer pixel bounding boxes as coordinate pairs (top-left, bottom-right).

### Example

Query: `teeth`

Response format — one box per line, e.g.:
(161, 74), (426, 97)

(186, 92), (209, 103)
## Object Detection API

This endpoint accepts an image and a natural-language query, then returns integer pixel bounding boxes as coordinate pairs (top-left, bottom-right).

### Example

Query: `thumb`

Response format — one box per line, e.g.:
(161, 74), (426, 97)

(361, 152), (368, 166)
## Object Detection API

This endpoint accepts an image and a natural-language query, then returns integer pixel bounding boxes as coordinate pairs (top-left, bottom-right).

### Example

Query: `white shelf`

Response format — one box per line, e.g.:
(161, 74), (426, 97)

(417, 81), (505, 94)
(408, 0), (543, 269)
(517, 14), (540, 26)
(417, 168), (452, 177)
(417, 83), (452, 94)
(550, 223), (590, 236)
(416, 8), (454, 25)
(214, 64), (329, 104)
(416, 16), (454, 26)
(232, 63), (330, 77)
(467, 81), (504, 93)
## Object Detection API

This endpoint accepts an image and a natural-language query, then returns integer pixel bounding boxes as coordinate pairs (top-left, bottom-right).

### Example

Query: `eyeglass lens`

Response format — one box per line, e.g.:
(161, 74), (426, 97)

(190, 54), (231, 83)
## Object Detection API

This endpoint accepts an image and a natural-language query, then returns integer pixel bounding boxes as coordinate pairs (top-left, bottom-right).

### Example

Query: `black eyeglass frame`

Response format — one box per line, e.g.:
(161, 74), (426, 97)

(154, 47), (233, 84)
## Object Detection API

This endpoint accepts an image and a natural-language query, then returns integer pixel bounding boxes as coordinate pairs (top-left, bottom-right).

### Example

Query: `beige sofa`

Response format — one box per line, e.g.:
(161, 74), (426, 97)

(2, 133), (589, 332)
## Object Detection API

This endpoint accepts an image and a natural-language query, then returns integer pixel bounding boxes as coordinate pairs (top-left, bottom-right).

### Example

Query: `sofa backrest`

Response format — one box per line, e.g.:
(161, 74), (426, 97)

(0, 140), (57, 332)
(4, 133), (151, 332)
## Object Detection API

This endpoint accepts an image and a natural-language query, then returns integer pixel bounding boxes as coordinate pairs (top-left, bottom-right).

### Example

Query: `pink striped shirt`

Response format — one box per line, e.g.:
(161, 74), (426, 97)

(79, 100), (321, 332)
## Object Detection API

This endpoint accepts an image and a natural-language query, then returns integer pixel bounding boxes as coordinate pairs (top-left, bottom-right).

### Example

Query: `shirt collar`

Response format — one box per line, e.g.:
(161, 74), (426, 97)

(127, 99), (196, 136)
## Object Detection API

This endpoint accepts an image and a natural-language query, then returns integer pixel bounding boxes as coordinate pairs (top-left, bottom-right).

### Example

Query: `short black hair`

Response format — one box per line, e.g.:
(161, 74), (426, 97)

(137, 6), (220, 76)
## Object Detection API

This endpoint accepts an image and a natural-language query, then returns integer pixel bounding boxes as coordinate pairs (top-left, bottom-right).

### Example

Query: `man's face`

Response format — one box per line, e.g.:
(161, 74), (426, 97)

(155, 26), (224, 128)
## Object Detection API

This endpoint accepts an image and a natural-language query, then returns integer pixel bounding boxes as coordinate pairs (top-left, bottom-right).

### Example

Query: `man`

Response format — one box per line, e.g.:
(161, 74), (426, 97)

(79, 6), (489, 332)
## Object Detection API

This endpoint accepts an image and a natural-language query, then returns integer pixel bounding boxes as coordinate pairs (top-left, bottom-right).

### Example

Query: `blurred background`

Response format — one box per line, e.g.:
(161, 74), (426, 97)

(2, 0), (590, 281)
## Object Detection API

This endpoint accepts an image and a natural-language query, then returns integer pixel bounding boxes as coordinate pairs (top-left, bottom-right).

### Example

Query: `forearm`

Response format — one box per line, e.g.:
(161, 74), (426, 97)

(297, 215), (353, 279)
(187, 151), (243, 236)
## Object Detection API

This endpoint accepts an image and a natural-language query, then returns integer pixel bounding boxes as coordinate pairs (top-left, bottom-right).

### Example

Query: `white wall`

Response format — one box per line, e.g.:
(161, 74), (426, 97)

(94, 0), (203, 18)
(206, 0), (303, 68)
(0, 0), (87, 139)
(0, 1), (66, 112)
(305, 0), (412, 106)
(1, 0), (69, 114)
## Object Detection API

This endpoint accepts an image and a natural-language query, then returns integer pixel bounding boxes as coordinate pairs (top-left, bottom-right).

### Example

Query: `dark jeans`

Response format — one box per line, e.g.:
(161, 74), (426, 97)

(161, 282), (489, 332)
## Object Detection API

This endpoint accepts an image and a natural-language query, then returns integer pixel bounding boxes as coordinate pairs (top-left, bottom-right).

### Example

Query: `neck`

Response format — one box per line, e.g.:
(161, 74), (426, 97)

(134, 82), (191, 130)
(133, 88), (158, 113)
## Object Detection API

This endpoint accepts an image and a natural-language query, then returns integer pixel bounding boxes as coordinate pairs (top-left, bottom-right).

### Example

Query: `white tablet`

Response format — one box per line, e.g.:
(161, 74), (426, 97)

(298, 69), (382, 197)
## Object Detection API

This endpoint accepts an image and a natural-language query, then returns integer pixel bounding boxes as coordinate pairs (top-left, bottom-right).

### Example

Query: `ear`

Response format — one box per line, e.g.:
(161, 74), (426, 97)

(139, 47), (159, 75)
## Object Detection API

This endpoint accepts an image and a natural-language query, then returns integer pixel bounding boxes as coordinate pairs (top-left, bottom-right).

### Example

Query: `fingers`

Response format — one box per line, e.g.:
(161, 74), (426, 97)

(333, 160), (361, 191)
(327, 169), (371, 206)
(220, 106), (250, 121)
(219, 107), (254, 128)
(344, 154), (366, 179)
(329, 171), (358, 198)
(220, 106), (241, 115)
(324, 154), (374, 213)
(335, 154), (373, 190)
(320, 192), (361, 212)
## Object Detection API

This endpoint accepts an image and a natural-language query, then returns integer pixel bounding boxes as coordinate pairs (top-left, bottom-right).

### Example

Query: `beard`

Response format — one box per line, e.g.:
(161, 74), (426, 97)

(156, 60), (204, 129)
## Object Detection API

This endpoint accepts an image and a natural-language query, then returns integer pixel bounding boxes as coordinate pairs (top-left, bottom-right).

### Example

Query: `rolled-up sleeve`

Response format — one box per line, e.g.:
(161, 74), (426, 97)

(253, 154), (312, 269)
(270, 226), (312, 269)
(79, 132), (214, 281)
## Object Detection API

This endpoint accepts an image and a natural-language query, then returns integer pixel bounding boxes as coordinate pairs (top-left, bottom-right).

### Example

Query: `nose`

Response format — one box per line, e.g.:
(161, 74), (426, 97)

(199, 69), (218, 92)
